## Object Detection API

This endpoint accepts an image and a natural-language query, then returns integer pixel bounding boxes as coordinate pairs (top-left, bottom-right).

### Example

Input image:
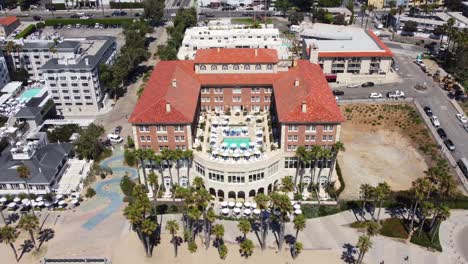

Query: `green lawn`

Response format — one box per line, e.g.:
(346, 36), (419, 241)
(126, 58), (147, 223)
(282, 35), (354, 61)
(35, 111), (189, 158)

(231, 18), (273, 25)
(379, 218), (409, 239)
(301, 204), (342, 219)
(349, 220), (371, 229)
(410, 223), (443, 252)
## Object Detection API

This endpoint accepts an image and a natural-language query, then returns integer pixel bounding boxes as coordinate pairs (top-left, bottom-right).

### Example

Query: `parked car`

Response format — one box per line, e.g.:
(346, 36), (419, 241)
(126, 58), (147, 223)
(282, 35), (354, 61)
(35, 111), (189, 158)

(387, 90), (405, 99)
(414, 59), (425, 67)
(423, 106), (433, 116)
(107, 134), (123, 143)
(444, 139), (455, 151)
(33, 15), (42, 21)
(114, 126), (122, 134)
(70, 14), (80, 19)
(436, 128), (447, 139)
(430, 116), (440, 127)
(347, 84), (359, 88)
(332, 90), (344, 96)
(369, 92), (383, 99)
(464, 124), (468, 133)
(456, 113), (468, 124)
(400, 31), (415, 37)
(362, 82), (375, 87)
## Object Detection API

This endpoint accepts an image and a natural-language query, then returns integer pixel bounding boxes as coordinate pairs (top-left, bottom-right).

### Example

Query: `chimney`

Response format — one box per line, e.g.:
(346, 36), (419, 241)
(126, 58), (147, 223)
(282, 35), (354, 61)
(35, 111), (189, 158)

(172, 78), (177, 88)
(294, 79), (300, 87)
(301, 101), (307, 112)
(255, 48), (258, 56)
(85, 58), (89, 66)
(166, 102), (171, 112)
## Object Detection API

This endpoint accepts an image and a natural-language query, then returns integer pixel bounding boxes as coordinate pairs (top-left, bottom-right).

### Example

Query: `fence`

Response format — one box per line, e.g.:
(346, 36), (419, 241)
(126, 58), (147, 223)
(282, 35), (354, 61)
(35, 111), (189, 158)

(42, 258), (109, 264)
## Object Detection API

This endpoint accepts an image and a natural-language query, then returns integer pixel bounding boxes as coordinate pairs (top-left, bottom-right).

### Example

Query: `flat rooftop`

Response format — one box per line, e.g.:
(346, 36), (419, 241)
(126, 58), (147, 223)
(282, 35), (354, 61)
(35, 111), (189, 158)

(301, 23), (383, 53)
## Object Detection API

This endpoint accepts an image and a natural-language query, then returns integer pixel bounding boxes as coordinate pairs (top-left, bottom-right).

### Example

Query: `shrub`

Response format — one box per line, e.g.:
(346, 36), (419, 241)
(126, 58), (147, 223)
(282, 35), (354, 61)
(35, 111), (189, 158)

(127, 136), (135, 149)
(44, 18), (133, 27)
(15, 24), (36, 39)
(85, 188), (97, 198)
(48, 3), (66, 10)
(124, 149), (136, 166)
(379, 218), (409, 239)
(335, 162), (345, 197)
(110, 2), (143, 8)
(120, 175), (136, 197)
(410, 226), (442, 251)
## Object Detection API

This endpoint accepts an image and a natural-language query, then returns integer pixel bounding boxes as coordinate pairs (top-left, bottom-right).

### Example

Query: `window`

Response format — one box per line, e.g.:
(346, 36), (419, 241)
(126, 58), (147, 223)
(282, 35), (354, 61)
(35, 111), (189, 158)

(71, 76), (77, 80)
(251, 88), (260, 93)
(233, 65), (239, 70)
(200, 65), (206, 70)
(284, 157), (297, 168)
(62, 90), (69, 93)
(328, 135), (334, 141)
(50, 83), (56, 87)
(244, 64), (250, 70)
(80, 76), (87, 80)
(233, 96), (242, 102)
(146, 136), (151, 142)
(209, 172), (224, 182)
(84, 96), (92, 100)
(251, 96), (260, 103)
(82, 83), (88, 87)
(233, 88), (241, 94)
(139, 126), (150, 132)
(322, 135), (334, 141)
(140, 136), (146, 142)
(11, 184), (21, 190)
(323, 125), (334, 132)
(156, 126), (167, 133)
(287, 135), (298, 141)
(287, 145), (298, 151)
(248, 172), (264, 182)
(228, 175), (244, 183)
(306, 125), (316, 132)
(83, 90), (90, 93)
(222, 65), (228, 70)
(264, 96), (271, 102)
(255, 64), (261, 70)
(288, 125), (298, 132)
(267, 64), (273, 70)
(174, 125), (184, 132)
(72, 90), (79, 93)
(175, 136), (185, 142)
(201, 88), (210, 94)
(211, 65), (217, 70)
(267, 162), (279, 176)
(201, 97), (210, 102)
(60, 76), (66, 80)
(305, 135), (316, 142)
(264, 88), (272, 93)
(63, 96), (70, 100)
(71, 83), (78, 87)
(158, 136), (168, 142)
(74, 96), (81, 100)
(214, 88), (222, 94)
(0, 184), (7, 189)
(195, 163), (205, 176)
(51, 90), (58, 94)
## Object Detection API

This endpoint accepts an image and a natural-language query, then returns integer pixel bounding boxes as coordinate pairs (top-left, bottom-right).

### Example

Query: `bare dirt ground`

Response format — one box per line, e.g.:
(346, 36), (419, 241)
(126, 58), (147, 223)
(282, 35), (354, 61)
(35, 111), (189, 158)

(337, 103), (433, 199)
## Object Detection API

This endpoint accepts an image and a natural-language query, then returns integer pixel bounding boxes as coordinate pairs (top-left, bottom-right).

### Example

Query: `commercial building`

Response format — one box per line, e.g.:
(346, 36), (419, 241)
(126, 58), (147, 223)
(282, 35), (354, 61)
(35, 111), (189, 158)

(130, 48), (344, 200)
(300, 23), (393, 84)
(397, 12), (468, 32)
(0, 51), (10, 90)
(323, 7), (352, 24)
(177, 21), (291, 67)
(0, 16), (20, 38)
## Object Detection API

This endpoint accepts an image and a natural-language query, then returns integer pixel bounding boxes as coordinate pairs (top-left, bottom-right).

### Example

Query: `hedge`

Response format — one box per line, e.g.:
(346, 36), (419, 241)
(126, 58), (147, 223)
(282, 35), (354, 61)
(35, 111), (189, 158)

(47, 3), (66, 10)
(15, 24), (36, 39)
(44, 18), (134, 26)
(335, 161), (345, 197)
(110, 2), (143, 8)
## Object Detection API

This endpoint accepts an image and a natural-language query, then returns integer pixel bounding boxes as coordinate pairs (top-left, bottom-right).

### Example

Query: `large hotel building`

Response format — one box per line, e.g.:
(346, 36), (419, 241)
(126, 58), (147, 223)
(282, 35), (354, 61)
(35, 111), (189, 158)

(130, 48), (344, 200)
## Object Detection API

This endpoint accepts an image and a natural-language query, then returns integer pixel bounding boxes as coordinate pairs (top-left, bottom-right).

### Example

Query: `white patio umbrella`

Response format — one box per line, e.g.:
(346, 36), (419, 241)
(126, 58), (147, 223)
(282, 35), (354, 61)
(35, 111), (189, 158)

(221, 142), (228, 148)
(253, 209), (261, 215)
(58, 200), (67, 206)
(239, 143), (247, 148)
(221, 201), (228, 207)
(23, 200), (31, 207)
(212, 150), (219, 155)
(55, 194), (63, 200)
(36, 201), (45, 207)
(256, 131), (263, 136)
(21, 198), (30, 205)
(212, 120), (218, 125)
(223, 120), (229, 125)
(251, 202), (257, 209)
(0, 197), (7, 203)
(71, 199), (79, 205)
(243, 209), (252, 215)
(13, 197), (20, 203)
(221, 208), (230, 215)
(233, 153), (240, 158)
(235, 202), (243, 208)
(294, 209), (303, 215)
(35, 196), (43, 202)
(254, 150), (261, 155)
(228, 201), (235, 208)
(242, 126), (248, 131)
(233, 208), (241, 214)
(244, 201), (251, 208)
(230, 143), (237, 149)
(293, 204), (301, 210)
(7, 202), (16, 208)
(249, 142), (256, 148)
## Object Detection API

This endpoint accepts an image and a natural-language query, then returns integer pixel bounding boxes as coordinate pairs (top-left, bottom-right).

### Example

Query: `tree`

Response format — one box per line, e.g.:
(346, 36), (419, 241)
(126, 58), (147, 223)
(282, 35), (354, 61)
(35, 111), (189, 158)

(374, 182), (391, 221)
(275, 0), (291, 17)
(193, 176), (205, 190)
(408, 178), (430, 233)
(17, 165), (34, 215)
(74, 123), (106, 160)
(270, 192), (293, 250)
(173, 148), (184, 186)
(294, 146), (307, 190)
(134, 148), (148, 188)
(254, 193), (270, 250)
(359, 184), (374, 221)
(47, 124), (80, 143)
(360, 4), (367, 28)
(239, 238), (254, 258)
(143, 0), (165, 25)
(204, 207), (216, 249)
(365, 221), (379, 237)
(166, 220), (180, 257)
(183, 150), (194, 188)
(293, 214), (306, 241)
(141, 218), (157, 257)
(213, 224), (226, 258)
(161, 149), (175, 188)
(120, 175), (136, 197)
(18, 214), (39, 250)
(238, 219), (251, 240)
(293, 242), (303, 259)
(346, 1), (355, 24)
(356, 235), (372, 264)
(280, 176), (295, 193)
(403, 20), (418, 32)
(0, 225), (19, 262)
(289, 12), (304, 25)
(328, 141), (345, 183)
(417, 201), (434, 237)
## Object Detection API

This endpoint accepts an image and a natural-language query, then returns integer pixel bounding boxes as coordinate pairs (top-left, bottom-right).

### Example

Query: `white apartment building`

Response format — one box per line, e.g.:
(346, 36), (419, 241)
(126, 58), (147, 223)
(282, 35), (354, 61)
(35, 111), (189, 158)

(178, 21), (291, 66)
(0, 51), (10, 90)
(40, 36), (117, 116)
(300, 23), (394, 84)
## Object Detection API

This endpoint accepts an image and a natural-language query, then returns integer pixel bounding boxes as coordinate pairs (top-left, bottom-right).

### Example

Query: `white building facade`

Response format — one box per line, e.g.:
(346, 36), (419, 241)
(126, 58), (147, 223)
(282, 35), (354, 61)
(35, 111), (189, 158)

(0, 51), (10, 90)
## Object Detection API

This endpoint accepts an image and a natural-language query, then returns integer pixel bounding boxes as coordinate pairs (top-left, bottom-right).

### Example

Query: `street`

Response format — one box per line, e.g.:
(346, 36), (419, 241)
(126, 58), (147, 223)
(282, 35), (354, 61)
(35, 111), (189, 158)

(333, 45), (467, 162)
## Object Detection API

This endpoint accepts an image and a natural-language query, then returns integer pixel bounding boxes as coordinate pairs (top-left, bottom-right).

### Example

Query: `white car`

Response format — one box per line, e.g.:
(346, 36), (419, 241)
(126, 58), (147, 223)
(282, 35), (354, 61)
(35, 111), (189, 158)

(369, 93), (383, 99)
(414, 59), (426, 67)
(431, 116), (440, 127)
(107, 134), (123, 143)
(463, 124), (468, 133)
(347, 84), (359, 88)
(456, 113), (468, 124)
(387, 90), (405, 99)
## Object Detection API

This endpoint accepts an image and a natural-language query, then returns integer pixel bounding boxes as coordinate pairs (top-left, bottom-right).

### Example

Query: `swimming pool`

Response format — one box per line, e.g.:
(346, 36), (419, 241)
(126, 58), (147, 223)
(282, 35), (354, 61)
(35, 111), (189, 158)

(223, 137), (250, 146)
(19, 88), (42, 102)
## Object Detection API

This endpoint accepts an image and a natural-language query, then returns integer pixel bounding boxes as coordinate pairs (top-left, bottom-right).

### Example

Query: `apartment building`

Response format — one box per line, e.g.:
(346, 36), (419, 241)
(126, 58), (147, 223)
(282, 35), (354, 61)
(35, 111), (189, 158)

(300, 23), (393, 84)
(0, 50), (10, 90)
(40, 36), (117, 116)
(130, 48), (344, 199)
(177, 21), (291, 65)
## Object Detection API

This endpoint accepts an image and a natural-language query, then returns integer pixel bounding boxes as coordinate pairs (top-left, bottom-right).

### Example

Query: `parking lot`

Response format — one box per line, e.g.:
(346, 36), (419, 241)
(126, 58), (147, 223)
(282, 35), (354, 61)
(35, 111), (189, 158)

(41, 26), (125, 49)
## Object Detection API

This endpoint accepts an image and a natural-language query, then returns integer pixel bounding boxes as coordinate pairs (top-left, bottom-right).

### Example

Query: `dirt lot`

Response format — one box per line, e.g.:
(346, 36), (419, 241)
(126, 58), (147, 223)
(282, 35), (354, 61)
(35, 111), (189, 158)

(337, 103), (437, 199)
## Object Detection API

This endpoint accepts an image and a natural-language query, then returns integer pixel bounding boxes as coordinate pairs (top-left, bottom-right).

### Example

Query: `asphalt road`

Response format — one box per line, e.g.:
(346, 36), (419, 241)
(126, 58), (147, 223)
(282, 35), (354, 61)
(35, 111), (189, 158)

(333, 46), (468, 162)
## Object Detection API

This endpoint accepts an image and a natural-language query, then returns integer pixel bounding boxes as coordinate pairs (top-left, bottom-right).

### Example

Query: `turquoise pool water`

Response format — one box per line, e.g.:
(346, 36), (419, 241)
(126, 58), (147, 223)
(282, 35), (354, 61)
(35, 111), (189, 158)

(19, 88), (42, 102)
(223, 137), (250, 146)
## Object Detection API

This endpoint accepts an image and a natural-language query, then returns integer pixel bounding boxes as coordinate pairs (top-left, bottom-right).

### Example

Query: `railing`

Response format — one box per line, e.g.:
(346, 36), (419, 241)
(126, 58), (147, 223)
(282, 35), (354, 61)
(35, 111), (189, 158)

(42, 258), (109, 264)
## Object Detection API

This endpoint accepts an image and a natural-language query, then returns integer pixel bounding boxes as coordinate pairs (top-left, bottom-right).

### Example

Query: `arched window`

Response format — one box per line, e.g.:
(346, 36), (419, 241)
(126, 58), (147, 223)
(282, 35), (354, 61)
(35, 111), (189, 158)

(211, 65), (217, 70)
(222, 65), (228, 70)
(233, 65), (239, 70)
(200, 65), (206, 70)
(244, 64), (250, 70)
(255, 64), (262, 70)
(266, 64), (273, 70)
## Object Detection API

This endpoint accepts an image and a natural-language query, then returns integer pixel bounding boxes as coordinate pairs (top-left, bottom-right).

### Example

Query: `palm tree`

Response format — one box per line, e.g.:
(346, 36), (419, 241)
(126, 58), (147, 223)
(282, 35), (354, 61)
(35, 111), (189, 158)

(417, 201), (434, 237)
(374, 182), (391, 221)
(360, 4), (367, 28)
(0, 225), (19, 262)
(270, 192), (293, 250)
(356, 235), (372, 264)
(212, 224), (225, 257)
(366, 221), (379, 237)
(280, 176), (294, 193)
(161, 149), (175, 188)
(238, 219), (251, 240)
(359, 184), (374, 221)
(183, 150), (194, 188)
(409, 178), (430, 233)
(18, 214), (39, 250)
(386, 1), (397, 28)
(239, 238), (254, 258)
(293, 214), (306, 241)
(316, 148), (332, 190)
(17, 165), (34, 215)
(153, 154), (166, 191)
(309, 145), (322, 183)
(173, 149), (184, 186)
(294, 146), (307, 189)
(254, 193), (270, 250)
(328, 141), (345, 183)
(141, 218), (157, 257)
(204, 207), (216, 249)
(365, 5), (375, 29)
(134, 149), (148, 188)
(430, 205), (450, 242)
(145, 149), (156, 175)
(166, 220), (179, 257)
(147, 173), (159, 217)
(193, 176), (205, 190)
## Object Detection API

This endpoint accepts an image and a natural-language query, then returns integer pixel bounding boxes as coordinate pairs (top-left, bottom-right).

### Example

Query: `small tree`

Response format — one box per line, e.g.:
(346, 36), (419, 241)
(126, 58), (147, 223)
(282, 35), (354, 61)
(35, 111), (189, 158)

(239, 238), (254, 258)
(403, 20), (418, 32)
(356, 235), (373, 264)
(120, 175), (136, 197)
(18, 214), (39, 250)
(0, 226), (19, 262)
(237, 219), (251, 240)
(86, 188), (97, 198)
(166, 220), (180, 257)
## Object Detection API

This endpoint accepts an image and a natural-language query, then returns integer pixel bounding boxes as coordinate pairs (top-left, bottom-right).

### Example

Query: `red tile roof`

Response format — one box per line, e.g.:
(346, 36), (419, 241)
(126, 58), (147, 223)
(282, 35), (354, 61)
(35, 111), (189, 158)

(130, 59), (344, 124)
(0, 16), (18, 26)
(194, 48), (279, 64)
